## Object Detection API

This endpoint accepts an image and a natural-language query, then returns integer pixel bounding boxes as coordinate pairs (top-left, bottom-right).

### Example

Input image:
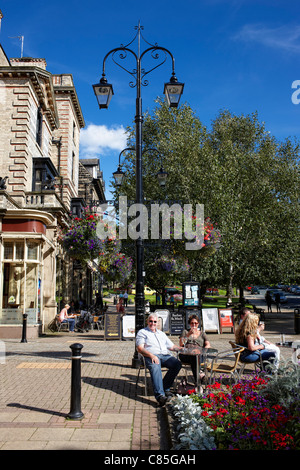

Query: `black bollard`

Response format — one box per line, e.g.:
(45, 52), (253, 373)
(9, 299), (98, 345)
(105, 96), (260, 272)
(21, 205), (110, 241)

(20, 313), (28, 343)
(67, 343), (84, 420)
(294, 308), (300, 334)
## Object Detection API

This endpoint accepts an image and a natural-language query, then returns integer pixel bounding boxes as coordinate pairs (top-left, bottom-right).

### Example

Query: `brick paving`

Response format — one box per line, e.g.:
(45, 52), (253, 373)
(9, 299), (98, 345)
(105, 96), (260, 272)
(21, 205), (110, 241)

(0, 305), (299, 451)
(0, 326), (165, 451)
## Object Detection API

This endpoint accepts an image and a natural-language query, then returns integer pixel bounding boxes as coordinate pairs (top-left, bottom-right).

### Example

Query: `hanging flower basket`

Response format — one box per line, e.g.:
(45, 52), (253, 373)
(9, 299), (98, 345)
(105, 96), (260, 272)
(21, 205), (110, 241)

(62, 213), (104, 265)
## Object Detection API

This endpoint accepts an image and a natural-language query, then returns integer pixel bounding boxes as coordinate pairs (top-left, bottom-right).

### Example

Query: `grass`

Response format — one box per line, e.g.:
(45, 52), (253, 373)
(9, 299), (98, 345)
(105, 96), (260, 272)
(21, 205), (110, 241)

(104, 288), (251, 310)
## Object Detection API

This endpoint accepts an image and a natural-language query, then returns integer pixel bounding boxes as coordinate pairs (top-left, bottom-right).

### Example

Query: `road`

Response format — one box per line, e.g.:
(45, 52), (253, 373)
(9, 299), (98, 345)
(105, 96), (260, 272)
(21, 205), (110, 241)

(246, 287), (300, 312)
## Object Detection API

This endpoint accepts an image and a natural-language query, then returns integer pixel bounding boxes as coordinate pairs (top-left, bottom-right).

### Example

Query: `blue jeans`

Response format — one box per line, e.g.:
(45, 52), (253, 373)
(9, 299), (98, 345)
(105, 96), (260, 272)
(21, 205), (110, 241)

(62, 319), (75, 331)
(241, 349), (275, 366)
(144, 354), (182, 399)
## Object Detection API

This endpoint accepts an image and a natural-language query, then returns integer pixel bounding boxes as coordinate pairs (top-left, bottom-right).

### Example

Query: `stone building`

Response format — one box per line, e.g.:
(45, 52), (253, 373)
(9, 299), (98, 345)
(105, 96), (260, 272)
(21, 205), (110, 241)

(0, 42), (105, 338)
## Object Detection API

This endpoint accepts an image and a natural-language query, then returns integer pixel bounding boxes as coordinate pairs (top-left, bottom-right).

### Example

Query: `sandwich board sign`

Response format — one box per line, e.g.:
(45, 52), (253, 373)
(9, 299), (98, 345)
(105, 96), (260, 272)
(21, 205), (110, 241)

(202, 308), (220, 333)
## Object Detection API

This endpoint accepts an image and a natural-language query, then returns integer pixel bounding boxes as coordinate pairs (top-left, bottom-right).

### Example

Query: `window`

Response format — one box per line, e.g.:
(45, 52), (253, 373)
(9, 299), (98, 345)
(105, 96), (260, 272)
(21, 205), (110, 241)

(3, 242), (13, 260)
(71, 152), (75, 181)
(36, 106), (43, 147)
(71, 198), (85, 218)
(32, 158), (59, 192)
(3, 240), (39, 262)
(1, 240), (41, 322)
(15, 242), (24, 260)
(27, 242), (38, 260)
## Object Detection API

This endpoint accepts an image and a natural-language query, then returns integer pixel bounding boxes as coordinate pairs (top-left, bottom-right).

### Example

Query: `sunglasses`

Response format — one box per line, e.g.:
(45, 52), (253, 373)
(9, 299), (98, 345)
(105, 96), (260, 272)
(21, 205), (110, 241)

(190, 322), (199, 325)
(149, 320), (157, 323)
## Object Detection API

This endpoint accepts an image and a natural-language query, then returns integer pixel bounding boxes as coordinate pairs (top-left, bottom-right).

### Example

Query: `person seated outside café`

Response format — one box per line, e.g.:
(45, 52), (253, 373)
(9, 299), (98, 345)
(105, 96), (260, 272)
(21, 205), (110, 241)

(256, 321), (280, 370)
(238, 307), (251, 324)
(179, 315), (211, 384)
(235, 313), (276, 368)
(136, 313), (182, 407)
(58, 304), (76, 332)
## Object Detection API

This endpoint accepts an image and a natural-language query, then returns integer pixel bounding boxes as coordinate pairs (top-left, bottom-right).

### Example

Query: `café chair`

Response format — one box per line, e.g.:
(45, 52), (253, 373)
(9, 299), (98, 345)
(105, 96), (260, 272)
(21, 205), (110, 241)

(135, 351), (174, 397)
(206, 344), (245, 385)
(229, 341), (264, 377)
(55, 317), (69, 332)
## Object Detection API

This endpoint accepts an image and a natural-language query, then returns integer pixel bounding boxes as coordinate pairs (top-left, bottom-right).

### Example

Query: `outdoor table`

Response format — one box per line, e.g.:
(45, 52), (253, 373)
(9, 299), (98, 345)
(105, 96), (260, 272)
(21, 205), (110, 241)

(179, 346), (218, 393)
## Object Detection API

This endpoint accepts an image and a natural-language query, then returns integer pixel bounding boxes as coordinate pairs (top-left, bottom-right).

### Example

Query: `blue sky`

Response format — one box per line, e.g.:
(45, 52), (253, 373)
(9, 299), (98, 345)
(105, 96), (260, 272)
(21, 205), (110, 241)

(1, 0), (300, 199)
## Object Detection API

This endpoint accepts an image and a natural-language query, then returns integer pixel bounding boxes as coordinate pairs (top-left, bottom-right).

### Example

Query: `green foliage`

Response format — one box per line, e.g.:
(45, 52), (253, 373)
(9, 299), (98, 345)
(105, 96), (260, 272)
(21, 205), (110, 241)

(113, 101), (300, 289)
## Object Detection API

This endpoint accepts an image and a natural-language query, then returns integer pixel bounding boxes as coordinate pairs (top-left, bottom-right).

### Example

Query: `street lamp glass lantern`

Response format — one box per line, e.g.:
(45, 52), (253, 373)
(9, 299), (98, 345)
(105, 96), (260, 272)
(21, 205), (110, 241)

(164, 77), (184, 108)
(93, 77), (114, 109)
(156, 167), (168, 187)
(112, 166), (125, 186)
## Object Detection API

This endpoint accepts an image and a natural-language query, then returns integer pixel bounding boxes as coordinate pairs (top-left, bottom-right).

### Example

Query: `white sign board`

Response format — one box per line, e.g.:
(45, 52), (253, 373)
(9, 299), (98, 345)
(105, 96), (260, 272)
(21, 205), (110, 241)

(122, 315), (135, 339)
(154, 309), (170, 333)
(202, 308), (220, 333)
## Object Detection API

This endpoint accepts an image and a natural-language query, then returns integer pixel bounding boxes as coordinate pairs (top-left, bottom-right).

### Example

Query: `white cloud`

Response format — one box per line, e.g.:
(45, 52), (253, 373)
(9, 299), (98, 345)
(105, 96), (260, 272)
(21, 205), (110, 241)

(79, 123), (128, 157)
(235, 23), (300, 53)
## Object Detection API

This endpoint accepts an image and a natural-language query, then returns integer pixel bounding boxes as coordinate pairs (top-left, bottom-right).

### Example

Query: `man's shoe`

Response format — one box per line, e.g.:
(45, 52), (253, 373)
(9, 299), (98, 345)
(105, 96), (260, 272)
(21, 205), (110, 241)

(157, 395), (167, 407)
(165, 390), (174, 400)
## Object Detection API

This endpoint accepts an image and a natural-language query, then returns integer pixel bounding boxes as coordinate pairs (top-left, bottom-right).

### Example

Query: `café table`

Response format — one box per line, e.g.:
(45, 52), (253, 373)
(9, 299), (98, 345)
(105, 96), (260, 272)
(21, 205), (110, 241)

(179, 346), (218, 394)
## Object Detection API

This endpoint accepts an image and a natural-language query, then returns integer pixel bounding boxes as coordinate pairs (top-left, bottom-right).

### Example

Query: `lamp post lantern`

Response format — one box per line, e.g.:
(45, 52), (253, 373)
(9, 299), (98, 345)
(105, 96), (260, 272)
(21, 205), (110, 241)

(93, 23), (184, 367)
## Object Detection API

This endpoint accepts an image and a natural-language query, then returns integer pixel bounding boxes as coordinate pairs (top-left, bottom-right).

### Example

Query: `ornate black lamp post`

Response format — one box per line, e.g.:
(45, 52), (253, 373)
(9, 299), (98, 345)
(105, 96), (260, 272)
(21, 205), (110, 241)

(113, 147), (168, 188)
(93, 23), (184, 367)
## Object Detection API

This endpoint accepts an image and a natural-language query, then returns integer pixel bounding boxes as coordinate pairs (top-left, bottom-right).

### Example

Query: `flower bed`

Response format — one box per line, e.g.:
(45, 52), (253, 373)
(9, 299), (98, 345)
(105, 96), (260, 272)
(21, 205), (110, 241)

(171, 363), (300, 450)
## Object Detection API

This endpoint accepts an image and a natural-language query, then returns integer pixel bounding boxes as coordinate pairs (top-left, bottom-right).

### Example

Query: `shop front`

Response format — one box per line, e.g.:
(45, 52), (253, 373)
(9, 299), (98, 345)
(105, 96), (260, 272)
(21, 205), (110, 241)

(0, 210), (57, 338)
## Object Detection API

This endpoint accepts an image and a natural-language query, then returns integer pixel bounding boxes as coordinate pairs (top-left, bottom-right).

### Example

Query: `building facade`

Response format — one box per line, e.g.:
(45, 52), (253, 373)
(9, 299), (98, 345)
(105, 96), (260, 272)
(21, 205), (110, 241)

(0, 44), (105, 338)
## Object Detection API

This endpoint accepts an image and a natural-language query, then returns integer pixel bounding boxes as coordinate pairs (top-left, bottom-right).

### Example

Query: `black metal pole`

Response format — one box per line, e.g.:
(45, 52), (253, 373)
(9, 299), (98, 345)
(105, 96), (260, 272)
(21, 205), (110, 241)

(95, 24), (182, 368)
(20, 313), (28, 343)
(67, 343), (84, 420)
(132, 53), (145, 368)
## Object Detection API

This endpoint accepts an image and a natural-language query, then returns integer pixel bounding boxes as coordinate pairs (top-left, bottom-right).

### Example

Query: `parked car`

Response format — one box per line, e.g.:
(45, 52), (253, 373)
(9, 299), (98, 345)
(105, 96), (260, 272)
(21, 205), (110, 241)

(269, 290), (287, 304)
(165, 287), (183, 302)
(130, 286), (156, 295)
(251, 286), (260, 294)
(291, 286), (300, 293)
(206, 287), (219, 295)
(293, 287), (300, 295)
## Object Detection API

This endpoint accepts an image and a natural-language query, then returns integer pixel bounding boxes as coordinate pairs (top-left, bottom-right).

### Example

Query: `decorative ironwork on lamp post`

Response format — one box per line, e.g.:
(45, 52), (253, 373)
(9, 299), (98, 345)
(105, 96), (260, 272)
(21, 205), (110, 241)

(93, 23), (184, 367)
(113, 147), (168, 188)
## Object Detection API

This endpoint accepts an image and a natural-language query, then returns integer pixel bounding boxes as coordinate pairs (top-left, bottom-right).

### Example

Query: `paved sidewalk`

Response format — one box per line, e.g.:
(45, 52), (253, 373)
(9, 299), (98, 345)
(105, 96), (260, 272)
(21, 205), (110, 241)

(0, 330), (164, 451)
(0, 306), (298, 451)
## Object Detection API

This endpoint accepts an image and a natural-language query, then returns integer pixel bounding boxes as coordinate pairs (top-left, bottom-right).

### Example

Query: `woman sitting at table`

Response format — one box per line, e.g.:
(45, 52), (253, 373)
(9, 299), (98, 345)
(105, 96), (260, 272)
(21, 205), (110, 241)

(235, 313), (276, 368)
(179, 315), (211, 383)
(58, 304), (76, 332)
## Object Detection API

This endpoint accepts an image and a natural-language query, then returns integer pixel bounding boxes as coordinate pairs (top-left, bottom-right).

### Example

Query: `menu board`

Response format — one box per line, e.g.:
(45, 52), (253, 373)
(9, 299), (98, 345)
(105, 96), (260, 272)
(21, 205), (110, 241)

(122, 315), (135, 340)
(154, 309), (170, 333)
(183, 282), (200, 307)
(170, 310), (185, 335)
(202, 308), (220, 333)
(104, 313), (121, 340)
(218, 308), (235, 333)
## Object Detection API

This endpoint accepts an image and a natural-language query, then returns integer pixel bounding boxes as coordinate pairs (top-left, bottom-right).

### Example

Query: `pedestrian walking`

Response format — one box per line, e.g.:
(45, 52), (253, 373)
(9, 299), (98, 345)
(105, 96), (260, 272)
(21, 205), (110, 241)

(275, 292), (281, 313)
(266, 291), (272, 313)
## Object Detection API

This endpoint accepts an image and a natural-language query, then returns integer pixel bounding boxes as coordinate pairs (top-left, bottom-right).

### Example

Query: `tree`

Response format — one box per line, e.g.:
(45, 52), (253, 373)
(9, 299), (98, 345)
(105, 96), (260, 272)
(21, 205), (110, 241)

(206, 110), (300, 290)
(112, 101), (300, 295)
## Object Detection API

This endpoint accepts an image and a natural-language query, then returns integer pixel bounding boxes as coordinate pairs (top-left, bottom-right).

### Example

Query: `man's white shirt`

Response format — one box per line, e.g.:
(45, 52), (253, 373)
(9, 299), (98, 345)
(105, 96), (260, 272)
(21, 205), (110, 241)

(136, 327), (174, 355)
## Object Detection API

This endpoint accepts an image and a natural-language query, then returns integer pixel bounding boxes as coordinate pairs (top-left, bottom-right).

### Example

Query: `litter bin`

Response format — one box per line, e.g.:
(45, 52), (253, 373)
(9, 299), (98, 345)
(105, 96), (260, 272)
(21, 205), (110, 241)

(294, 308), (300, 334)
